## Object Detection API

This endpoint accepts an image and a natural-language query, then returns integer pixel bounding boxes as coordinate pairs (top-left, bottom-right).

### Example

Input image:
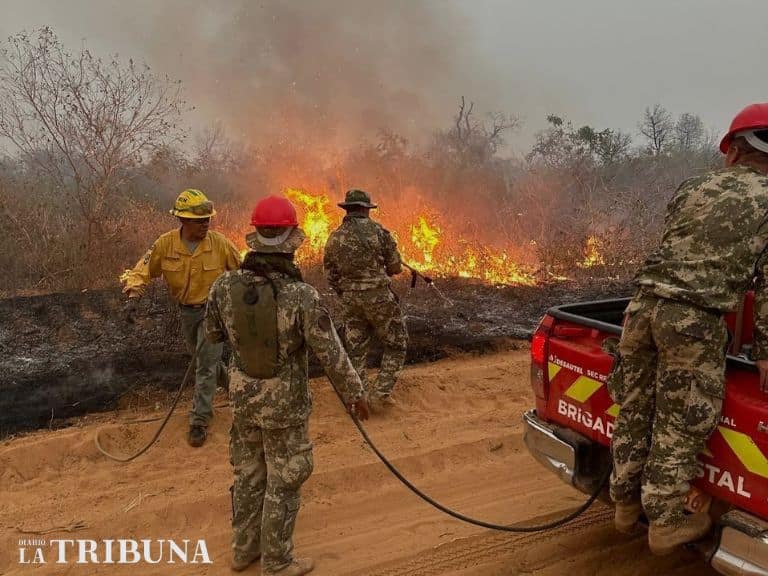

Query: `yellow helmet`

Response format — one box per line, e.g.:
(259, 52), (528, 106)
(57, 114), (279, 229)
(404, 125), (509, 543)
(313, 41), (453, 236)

(169, 189), (217, 219)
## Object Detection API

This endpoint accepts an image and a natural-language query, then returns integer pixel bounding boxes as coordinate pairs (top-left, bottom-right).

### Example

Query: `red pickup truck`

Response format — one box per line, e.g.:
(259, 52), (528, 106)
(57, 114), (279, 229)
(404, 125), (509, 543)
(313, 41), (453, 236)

(523, 291), (768, 575)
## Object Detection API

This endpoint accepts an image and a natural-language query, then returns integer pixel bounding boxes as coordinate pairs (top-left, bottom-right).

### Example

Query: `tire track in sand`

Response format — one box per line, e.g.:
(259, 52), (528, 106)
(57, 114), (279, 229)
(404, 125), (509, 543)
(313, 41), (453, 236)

(353, 506), (613, 576)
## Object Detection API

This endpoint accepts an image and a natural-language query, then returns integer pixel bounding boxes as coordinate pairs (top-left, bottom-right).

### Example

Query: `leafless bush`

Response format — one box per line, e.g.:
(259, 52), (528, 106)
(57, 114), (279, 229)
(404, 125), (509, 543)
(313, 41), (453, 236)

(0, 27), (186, 221)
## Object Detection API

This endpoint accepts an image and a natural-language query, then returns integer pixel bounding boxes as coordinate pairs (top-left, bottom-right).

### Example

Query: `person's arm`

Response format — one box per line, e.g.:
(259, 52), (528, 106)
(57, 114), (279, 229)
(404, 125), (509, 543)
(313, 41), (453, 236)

(301, 286), (368, 418)
(381, 228), (403, 276)
(753, 261), (768, 392)
(121, 238), (165, 298)
(223, 237), (242, 271)
(204, 278), (227, 344)
(323, 239), (343, 295)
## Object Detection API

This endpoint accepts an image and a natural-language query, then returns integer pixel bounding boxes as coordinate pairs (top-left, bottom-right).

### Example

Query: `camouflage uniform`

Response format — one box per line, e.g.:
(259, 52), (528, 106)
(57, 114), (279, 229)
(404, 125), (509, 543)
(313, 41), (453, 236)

(205, 231), (364, 573)
(608, 165), (768, 526)
(323, 213), (408, 398)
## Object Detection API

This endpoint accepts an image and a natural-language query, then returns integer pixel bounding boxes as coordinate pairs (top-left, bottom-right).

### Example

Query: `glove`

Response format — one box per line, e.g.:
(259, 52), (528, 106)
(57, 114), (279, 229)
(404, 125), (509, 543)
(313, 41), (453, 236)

(347, 397), (370, 421)
(123, 299), (139, 324)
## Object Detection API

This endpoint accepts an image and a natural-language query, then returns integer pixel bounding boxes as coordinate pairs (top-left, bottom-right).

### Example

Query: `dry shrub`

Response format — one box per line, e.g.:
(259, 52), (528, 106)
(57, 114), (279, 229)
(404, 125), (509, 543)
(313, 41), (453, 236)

(0, 186), (169, 296)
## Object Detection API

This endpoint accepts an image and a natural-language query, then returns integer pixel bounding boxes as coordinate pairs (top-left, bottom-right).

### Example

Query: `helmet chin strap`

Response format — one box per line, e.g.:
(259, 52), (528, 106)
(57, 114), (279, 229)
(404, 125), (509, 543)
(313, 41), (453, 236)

(255, 228), (293, 246)
(738, 129), (768, 154)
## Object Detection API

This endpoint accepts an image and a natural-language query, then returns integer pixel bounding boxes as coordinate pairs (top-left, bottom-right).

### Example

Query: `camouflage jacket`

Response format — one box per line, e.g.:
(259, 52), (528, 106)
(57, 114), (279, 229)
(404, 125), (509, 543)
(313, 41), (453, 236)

(635, 165), (768, 358)
(204, 269), (364, 428)
(323, 214), (402, 293)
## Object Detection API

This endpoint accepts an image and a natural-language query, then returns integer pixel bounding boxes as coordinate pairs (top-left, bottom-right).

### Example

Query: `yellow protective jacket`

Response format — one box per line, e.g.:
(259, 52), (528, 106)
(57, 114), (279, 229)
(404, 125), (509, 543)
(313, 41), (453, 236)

(122, 229), (241, 305)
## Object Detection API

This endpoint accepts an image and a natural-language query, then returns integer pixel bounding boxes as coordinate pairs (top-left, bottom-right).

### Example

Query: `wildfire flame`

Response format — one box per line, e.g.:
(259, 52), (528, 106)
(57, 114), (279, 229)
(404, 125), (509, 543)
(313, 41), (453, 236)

(121, 187), (606, 287)
(284, 187), (335, 258)
(581, 235), (605, 268)
(283, 187), (537, 285)
(409, 216), (440, 268)
(283, 187), (340, 266)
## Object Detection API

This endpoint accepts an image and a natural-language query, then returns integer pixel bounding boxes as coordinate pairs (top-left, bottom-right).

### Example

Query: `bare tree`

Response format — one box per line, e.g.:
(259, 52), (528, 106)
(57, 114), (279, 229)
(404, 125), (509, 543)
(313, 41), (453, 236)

(639, 104), (673, 155)
(674, 112), (705, 152)
(445, 96), (520, 164)
(454, 95), (476, 145)
(483, 110), (520, 155)
(0, 27), (186, 246)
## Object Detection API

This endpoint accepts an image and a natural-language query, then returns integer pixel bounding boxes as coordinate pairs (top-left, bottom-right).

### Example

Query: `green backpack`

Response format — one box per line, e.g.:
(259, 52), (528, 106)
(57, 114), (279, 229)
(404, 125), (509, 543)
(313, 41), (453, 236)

(229, 274), (280, 378)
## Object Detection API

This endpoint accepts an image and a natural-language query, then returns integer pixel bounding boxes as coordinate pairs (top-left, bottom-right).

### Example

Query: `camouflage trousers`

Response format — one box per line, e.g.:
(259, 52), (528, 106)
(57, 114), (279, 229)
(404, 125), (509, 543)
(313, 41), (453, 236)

(180, 306), (225, 427)
(229, 405), (314, 573)
(607, 290), (727, 526)
(340, 286), (408, 397)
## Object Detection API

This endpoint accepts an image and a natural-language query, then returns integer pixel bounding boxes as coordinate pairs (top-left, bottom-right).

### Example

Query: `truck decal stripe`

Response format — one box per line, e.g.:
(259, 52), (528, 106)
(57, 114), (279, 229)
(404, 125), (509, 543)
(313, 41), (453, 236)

(563, 376), (603, 403)
(550, 362), (621, 421)
(548, 362), (562, 381)
(606, 404), (620, 417)
(718, 426), (768, 479)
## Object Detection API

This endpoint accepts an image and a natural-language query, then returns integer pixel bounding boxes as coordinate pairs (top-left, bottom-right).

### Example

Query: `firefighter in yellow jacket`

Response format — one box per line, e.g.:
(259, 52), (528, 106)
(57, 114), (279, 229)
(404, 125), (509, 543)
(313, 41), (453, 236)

(121, 189), (241, 447)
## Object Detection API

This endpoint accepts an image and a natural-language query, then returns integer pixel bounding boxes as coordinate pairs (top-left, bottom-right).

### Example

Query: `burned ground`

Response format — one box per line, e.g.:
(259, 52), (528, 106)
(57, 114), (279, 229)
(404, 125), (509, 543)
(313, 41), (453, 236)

(0, 276), (631, 436)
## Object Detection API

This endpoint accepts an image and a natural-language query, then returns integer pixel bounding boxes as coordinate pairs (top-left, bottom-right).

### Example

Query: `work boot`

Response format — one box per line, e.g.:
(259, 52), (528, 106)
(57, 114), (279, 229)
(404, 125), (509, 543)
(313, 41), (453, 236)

(187, 424), (207, 448)
(263, 558), (314, 576)
(614, 501), (643, 534)
(369, 393), (396, 413)
(648, 512), (712, 555)
(231, 550), (261, 572)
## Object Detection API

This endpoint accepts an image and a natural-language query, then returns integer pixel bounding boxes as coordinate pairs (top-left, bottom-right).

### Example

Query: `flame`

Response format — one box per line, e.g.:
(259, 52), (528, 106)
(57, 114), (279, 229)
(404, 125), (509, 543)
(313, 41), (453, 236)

(581, 235), (605, 268)
(398, 212), (535, 285)
(231, 187), (536, 286)
(285, 187), (332, 251)
(409, 216), (440, 268)
(284, 187), (338, 264)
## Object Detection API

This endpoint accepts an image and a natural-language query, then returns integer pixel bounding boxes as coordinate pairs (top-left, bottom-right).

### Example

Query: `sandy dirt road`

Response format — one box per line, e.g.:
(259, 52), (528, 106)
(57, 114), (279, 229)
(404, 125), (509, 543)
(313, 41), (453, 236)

(0, 346), (716, 575)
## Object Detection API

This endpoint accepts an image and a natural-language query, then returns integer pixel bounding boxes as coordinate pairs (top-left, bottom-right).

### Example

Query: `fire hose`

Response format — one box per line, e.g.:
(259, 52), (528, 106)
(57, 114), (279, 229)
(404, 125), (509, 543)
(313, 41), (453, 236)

(94, 348), (199, 463)
(402, 262), (454, 307)
(95, 349), (611, 532)
(329, 381), (611, 533)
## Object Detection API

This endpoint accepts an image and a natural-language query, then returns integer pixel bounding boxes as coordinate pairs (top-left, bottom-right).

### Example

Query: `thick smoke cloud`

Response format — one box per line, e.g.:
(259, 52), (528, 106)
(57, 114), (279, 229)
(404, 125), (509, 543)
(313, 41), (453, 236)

(140, 0), (482, 151)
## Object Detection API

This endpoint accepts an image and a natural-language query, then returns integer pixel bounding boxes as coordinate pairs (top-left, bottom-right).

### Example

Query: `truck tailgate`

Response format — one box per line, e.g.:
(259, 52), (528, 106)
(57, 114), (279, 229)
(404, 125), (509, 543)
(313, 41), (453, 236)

(544, 302), (768, 519)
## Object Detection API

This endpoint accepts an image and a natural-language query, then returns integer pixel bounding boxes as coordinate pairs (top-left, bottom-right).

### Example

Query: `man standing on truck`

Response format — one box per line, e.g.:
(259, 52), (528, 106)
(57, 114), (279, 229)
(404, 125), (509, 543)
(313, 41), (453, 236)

(121, 188), (241, 448)
(205, 195), (368, 575)
(323, 189), (408, 410)
(608, 103), (768, 555)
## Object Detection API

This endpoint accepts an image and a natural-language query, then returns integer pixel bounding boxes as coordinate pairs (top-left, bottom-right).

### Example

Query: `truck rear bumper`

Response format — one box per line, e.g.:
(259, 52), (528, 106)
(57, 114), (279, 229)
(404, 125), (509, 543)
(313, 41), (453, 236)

(712, 510), (768, 576)
(523, 411), (768, 576)
(522, 408), (609, 496)
(522, 409), (578, 486)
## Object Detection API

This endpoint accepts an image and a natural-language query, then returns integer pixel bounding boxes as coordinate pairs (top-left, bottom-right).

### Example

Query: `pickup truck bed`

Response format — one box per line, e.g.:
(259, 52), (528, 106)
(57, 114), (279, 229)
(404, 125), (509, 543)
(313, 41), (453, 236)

(524, 294), (768, 575)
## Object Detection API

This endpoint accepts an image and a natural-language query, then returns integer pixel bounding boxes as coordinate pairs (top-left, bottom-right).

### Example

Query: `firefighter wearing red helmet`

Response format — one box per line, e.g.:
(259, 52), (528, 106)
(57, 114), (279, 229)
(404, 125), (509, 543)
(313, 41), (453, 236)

(608, 105), (768, 555)
(719, 103), (768, 154)
(204, 195), (368, 575)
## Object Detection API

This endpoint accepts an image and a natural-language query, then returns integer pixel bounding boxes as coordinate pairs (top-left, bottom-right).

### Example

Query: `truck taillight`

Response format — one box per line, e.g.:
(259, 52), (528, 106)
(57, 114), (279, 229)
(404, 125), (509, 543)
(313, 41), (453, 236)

(531, 332), (547, 366)
(531, 315), (554, 366)
(530, 315), (554, 401)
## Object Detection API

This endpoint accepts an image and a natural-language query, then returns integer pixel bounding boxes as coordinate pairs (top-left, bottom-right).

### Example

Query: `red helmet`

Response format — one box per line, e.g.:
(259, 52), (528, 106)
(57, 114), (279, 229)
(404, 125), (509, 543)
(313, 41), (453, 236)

(250, 195), (298, 227)
(720, 103), (768, 153)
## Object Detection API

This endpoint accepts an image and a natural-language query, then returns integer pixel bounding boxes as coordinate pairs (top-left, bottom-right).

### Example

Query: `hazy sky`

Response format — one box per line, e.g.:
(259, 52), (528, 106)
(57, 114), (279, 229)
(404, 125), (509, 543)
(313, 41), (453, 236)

(458, 0), (768, 150)
(1, 0), (765, 154)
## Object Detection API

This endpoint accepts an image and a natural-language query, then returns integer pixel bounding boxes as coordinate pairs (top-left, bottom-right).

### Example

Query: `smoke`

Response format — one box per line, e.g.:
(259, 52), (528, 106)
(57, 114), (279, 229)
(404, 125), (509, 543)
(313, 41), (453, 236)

(2, 1), (541, 282)
(139, 0), (482, 153)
